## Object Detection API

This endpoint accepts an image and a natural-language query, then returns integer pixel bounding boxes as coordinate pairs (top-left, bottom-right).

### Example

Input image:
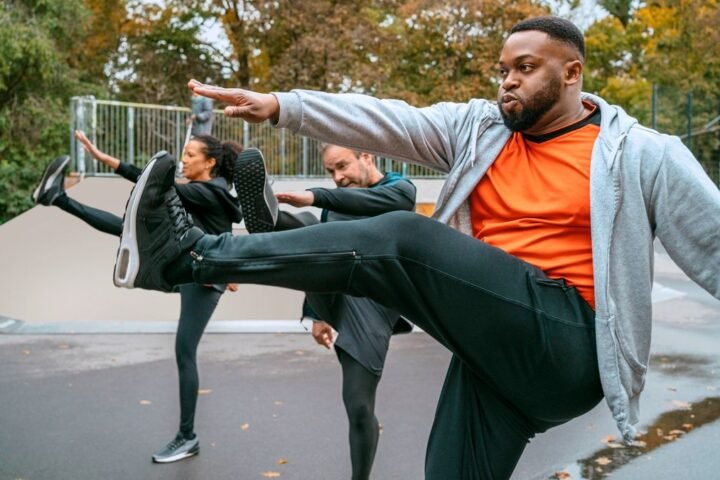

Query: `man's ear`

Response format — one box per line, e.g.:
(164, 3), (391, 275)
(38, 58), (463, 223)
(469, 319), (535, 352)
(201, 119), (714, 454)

(359, 152), (374, 164)
(565, 60), (583, 86)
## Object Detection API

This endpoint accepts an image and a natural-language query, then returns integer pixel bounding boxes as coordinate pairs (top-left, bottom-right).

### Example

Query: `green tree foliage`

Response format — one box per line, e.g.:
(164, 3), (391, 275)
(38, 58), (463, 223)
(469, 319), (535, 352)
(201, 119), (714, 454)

(108, 0), (226, 105)
(378, 0), (549, 105)
(0, 0), (97, 223)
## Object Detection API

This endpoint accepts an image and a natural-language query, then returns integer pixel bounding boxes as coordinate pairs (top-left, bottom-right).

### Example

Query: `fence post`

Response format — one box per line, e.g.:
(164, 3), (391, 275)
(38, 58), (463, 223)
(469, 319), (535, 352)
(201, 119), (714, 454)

(302, 136), (309, 177)
(281, 128), (287, 176)
(243, 121), (250, 148)
(75, 97), (87, 175)
(651, 83), (657, 130)
(127, 106), (135, 165)
(687, 92), (692, 150)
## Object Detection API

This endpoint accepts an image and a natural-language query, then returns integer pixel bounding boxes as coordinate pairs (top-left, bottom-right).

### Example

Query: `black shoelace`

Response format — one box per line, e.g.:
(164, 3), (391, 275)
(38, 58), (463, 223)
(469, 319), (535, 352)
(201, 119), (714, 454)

(166, 192), (193, 239)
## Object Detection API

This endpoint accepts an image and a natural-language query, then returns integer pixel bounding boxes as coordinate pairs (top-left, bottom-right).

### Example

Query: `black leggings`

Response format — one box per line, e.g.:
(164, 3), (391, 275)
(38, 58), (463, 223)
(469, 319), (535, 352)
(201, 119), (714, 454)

(336, 347), (382, 480)
(190, 211), (603, 479)
(54, 193), (220, 437)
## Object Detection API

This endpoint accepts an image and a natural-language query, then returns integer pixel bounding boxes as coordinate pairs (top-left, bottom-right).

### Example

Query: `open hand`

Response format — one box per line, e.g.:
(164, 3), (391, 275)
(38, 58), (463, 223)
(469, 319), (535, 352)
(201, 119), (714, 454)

(187, 79), (280, 123)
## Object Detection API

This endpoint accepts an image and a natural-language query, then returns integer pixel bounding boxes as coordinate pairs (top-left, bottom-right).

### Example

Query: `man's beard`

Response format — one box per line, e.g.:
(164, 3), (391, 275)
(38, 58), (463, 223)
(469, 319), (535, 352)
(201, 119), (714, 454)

(499, 78), (561, 132)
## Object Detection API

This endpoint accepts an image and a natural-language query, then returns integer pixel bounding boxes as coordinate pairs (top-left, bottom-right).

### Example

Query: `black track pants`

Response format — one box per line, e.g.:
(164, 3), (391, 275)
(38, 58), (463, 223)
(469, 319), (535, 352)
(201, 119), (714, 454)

(190, 211), (603, 479)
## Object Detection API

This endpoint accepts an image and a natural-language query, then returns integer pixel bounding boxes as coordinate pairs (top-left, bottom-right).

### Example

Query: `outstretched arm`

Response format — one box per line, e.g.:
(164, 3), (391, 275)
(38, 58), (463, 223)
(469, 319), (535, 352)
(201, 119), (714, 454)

(75, 130), (143, 182)
(187, 79), (474, 173)
(74, 130), (121, 170)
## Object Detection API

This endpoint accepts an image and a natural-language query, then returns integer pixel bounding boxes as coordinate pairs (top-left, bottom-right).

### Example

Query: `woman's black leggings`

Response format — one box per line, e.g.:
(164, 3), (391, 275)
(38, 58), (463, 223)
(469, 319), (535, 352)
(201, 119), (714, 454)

(336, 347), (382, 480)
(54, 193), (220, 437)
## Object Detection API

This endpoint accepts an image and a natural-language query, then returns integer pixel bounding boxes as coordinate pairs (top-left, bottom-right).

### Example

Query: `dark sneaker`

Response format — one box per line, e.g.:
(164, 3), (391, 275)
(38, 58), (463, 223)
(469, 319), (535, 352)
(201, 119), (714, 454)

(234, 148), (278, 233)
(113, 151), (203, 292)
(152, 433), (199, 463)
(32, 155), (70, 206)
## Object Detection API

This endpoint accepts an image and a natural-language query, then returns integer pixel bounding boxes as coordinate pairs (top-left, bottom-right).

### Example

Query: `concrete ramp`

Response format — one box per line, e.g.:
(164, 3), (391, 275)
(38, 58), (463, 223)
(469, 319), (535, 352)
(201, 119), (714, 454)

(0, 176), (443, 329)
(0, 177), (305, 325)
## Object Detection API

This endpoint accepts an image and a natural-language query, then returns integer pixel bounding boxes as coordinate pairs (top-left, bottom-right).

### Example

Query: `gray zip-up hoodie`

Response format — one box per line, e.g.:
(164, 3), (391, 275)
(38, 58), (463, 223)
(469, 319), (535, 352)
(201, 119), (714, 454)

(272, 89), (720, 441)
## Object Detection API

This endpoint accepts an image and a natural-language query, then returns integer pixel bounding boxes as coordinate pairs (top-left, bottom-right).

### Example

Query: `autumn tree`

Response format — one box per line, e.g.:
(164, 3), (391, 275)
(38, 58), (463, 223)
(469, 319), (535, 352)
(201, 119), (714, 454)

(377, 0), (549, 105)
(107, 0), (227, 105)
(0, 0), (103, 223)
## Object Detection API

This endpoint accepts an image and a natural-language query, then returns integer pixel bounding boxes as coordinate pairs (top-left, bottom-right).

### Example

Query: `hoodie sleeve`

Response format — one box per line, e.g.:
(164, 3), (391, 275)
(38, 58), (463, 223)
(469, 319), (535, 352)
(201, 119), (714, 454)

(273, 90), (492, 174)
(650, 135), (720, 299)
(114, 162), (142, 183)
(309, 179), (416, 216)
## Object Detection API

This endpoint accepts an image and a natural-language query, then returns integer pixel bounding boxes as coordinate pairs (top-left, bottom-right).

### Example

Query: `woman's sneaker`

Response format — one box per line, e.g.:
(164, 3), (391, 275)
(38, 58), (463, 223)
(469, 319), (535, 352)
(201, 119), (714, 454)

(113, 151), (203, 292)
(152, 433), (199, 463)
(32, 155), (70, 206)
(234, 148), (278, 233)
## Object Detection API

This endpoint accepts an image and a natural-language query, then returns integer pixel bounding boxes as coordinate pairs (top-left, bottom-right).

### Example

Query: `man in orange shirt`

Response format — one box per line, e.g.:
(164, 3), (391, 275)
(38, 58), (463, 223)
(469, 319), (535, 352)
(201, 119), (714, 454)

(113, 17), (720, 480)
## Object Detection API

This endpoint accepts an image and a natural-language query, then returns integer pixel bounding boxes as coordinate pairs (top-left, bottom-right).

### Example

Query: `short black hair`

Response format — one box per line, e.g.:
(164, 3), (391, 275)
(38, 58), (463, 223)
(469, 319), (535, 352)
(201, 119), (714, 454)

(510, 16), (585, 61)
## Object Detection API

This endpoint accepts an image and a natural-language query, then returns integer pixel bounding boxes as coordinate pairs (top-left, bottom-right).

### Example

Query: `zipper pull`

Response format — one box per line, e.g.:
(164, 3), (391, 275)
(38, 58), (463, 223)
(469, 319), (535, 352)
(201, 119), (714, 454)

(190, 251), (203, 261)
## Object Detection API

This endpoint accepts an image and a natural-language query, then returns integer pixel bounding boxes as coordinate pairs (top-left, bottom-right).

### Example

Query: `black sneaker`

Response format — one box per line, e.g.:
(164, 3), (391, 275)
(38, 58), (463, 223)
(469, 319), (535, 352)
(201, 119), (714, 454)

(113, 151), (203, 292)
(234, 148), (278, 233)
(152, 433), (199, 463)
(32, 155), (70, 206)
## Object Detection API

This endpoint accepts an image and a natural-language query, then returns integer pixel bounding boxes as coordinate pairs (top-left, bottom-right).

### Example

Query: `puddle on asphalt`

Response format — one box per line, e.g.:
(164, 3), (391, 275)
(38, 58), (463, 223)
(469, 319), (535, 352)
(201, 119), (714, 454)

(548, 353), (720, 479)
(649, 354), (716, 378)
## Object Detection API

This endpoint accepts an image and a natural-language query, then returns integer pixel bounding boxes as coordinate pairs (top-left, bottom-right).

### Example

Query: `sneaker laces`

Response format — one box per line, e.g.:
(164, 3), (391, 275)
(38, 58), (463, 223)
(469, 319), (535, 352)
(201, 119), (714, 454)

(166, 191), (194, 240)
(166, 434), (186, 451)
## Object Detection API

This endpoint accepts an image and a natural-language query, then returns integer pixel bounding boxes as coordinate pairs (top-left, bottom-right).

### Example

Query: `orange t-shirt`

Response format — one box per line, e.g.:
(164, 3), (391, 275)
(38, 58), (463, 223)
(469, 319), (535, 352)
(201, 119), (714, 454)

(470, 106), (600, 308)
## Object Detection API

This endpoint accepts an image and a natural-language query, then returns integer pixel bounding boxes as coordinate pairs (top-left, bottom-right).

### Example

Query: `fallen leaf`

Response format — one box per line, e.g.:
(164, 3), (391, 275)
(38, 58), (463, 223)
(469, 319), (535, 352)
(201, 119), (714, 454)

(274, 401), (284, 406)
(241, 423), (250, 430)
(669, 429), (685, 436)
(606, 442), (625, 449)
(277, 458), (288, 465)
(294, 350), (305, 356)
(261, 472), (281, 478)
(631, 440), (648, 448)
(553, 472), (572, 480)
(663, 435), (677, 441)
(139, 400), (152, 405)
(595, 467), (603, 472)
(682, 423), (694, 431)
(198, 389), (212, 395)
(21, 349), (31, 355)
(601, 435), (615, 444)
(671, 400), (692, 410)
(595, 456), (612, 466)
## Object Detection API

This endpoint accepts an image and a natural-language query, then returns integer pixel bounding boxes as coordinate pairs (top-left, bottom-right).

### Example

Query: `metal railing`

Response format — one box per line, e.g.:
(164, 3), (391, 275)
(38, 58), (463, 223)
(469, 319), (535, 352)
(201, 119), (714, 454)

(69, 96), (444, 178)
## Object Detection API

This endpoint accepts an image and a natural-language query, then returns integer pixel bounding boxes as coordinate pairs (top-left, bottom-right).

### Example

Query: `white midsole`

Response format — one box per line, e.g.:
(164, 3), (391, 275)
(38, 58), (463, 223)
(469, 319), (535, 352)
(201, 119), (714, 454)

(113, 158), (157, 288)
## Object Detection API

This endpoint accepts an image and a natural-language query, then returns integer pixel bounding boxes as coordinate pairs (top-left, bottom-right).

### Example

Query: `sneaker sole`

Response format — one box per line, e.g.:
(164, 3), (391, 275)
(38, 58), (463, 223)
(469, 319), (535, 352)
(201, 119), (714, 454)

(234, 149), (278, 233)
(31, 155), (70, 203)
(113, 157), (160, 288)
(152, 445), (199, 464)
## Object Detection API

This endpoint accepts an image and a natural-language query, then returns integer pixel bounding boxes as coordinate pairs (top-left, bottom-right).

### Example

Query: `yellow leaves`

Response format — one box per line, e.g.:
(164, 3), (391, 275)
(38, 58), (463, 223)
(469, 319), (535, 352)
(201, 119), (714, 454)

(595, 456), (612, 466)
(552, 471), (572, 479)
(261, 472), (281, 478)
(139, 400), (152, 405)
(241, 423), (250, 430)
(198, 389), (212, 395)
(277, 458), (288, 465)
